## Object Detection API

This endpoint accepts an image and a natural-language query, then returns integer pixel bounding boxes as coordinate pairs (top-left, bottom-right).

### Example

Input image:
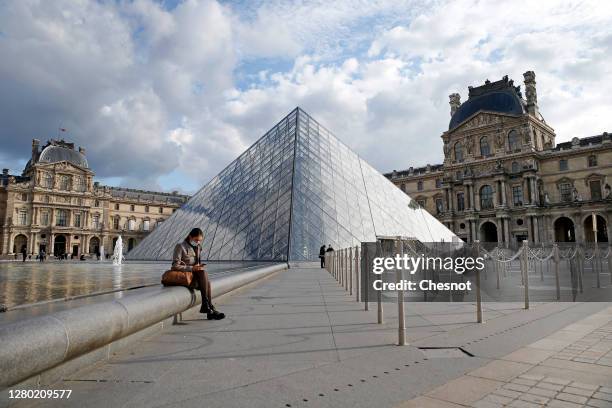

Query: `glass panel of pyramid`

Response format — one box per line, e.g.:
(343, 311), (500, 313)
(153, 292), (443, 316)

(128, 108), (456, 262)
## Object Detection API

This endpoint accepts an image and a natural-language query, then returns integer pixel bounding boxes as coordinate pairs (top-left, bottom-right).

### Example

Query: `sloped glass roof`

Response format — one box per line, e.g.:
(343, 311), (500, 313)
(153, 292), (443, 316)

(128, 108), (457, 261)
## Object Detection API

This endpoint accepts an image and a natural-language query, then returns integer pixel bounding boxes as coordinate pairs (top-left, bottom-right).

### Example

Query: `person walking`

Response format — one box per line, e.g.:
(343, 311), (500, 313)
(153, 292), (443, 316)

(171, 228), (225, 320)
(319, 245), (326, 268)
(21, 246), (27, 262)
(39, 249), (45, 262)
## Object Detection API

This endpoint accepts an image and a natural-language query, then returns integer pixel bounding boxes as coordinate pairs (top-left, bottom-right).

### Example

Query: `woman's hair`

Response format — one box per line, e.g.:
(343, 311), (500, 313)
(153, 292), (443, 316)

(188, 227), (203, 238)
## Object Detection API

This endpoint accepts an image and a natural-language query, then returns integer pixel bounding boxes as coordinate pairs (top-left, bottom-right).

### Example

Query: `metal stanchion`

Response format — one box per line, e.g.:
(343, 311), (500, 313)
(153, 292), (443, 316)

(553, 244), (561, 300)
(345, 248), (349, 291)
(349, 247), (353, 296)
(396, 238), (406, 345)
(595, 245), (601, 289)
(578, 245), (584, 293)
(522, 240), (529, 310)
(363, 244), (369, 311)
(355, 245), (360, 302)
(376, 239), (383, 324)
(475, 240), (483, 323)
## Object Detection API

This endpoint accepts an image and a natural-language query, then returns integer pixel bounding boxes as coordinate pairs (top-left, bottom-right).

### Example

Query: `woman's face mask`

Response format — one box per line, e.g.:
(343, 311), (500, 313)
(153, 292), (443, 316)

(189, 237), (203, 247)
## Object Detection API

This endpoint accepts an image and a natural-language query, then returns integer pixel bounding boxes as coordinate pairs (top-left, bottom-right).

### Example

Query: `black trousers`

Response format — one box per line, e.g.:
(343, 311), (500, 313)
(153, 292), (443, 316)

(320, 256), (325, 268)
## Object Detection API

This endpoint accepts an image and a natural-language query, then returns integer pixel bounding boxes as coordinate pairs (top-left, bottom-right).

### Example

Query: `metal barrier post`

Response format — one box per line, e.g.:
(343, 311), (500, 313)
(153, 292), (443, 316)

(376, 239), (383, 324)
(355, 246), (360, 302)
(553, 244), (560, 300)
(345, 248), (349, 291)
(396, 238), (406, 345)
(595, 245), (601, 289)
(522, 240), (529, 310)
(363, 244), (369, 311)
(578, 245), (584, 293)
(475, 240), (483, 323)
(349, 247), (353, 296)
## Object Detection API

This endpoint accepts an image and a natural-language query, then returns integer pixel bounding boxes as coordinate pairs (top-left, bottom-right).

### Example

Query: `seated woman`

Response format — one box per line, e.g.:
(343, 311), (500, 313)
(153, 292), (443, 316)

(172, 228), (225, 320)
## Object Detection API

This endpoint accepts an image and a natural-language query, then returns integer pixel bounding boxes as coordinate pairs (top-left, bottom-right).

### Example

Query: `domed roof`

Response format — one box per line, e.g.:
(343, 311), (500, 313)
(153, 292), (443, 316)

(449, 76), (527, 131)
(38, 144), (89, 168)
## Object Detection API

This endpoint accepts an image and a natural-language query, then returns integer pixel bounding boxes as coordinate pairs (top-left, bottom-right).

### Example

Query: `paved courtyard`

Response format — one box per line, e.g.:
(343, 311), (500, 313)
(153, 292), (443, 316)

(2, 263), (611, 408)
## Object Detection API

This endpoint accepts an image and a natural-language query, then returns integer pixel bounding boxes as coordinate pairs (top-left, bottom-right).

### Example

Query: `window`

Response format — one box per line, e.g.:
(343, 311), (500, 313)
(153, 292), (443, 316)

(454, 142), (464, 162)
(43, 173), (53, 188)
(588, 155), (597, 167)
(508, 130), (520, 151)
(18, 209), (27, 226)
(60, 175), (70, 190)
(435, 198), (444, 214)
(145, 205), (150, 213)
(512, 185), (523, 206)
(41, 211), (49, 226)
(158, 207), (163, 214)
(480, 137), (490, 157)
(417, 181), (423, 191)
(115, 203), (120, 210)
(128, 219), (135, 231)
(559, 182), (572, 202)
(590, 180), (602, 200)
(435, 179), (442, 188)
(456, 192), (465, 211)
(511, 161), (520, 173)
(113, 217), (120, 230)
(21, 193), (27, 201)
(75, 177), (85, 192)
(74, 213), (81, 228)
(143, 220), (150, 231)
(56, 210), (67, 226)
(456, 171), (463, 181)
(559, 159), (568, 171)
(417, 199), (426, 208)
(92, 215), (100, 229)
(480, 185), (493, 209)
(130, 204), (135, 211)
(94, 200), (100, 207)
(400, 183), (406, 192)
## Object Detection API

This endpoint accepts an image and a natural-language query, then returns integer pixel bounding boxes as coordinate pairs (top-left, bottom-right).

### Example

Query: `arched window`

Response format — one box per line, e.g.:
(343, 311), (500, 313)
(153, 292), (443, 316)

(511, 161), (520, 173)
(454, 142), (464, 162)
(60, 175), (70, 191)
(43, 173), (53, 188)
(417, 181), (423, 191)
(75, 177), (85, 192)
(480, 185), (494, 209)
(508, 130), (520, 152)
(480, 137), (490, 157)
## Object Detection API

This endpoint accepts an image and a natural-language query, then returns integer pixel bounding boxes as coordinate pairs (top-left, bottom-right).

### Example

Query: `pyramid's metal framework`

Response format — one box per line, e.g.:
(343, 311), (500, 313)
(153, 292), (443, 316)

(129, 108), (457, 261)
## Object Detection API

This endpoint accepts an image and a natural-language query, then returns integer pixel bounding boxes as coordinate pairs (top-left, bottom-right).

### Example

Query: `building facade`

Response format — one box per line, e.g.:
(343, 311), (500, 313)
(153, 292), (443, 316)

(0, 139), (189, 258)
(386, 72), (612, 245)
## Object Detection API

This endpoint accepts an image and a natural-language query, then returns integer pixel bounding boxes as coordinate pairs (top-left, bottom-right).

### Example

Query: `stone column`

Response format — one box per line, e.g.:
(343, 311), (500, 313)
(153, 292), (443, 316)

(527, 216), (533, 242)
(496, 219), (503, 243)
(504, 218), (510, 247)
(83, 235), (89, 254)
(472, 221), (478, 242)
(50, 234), (55, 255)
(449, 186), (454, 212)
(475, 189), (481, 211)
(501, 179), (507, 207)
(533, 216), (540, 243)
(531, 177), (538, 205)
(470, 185), (475, 210)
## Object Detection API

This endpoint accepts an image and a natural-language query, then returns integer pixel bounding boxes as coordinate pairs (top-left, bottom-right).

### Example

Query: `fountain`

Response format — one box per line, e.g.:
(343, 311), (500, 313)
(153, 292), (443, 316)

(112, 236), (124, 266)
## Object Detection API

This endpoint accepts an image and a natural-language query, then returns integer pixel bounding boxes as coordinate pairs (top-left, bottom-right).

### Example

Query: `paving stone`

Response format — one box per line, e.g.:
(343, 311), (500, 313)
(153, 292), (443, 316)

(556, 392), (588, 404)
(528, 387), (557, 398)
(601, 387), (612, 394)
(472, 399), (503, 408)
(426, 376), (504, 406)
(519, 374), (545, 381)
(538, 382), (564, 392)
(543, 377), (572, 386)
(593, 392), (612, 402)
(507, 400), (541, 408)
(587, 398), (612, 408)
(396, 396), (465, 408)
(570, 382), (600, 391)
(519, 393), (549, 404)
(547, 399), (584, 408)
(513, 378), (537, 386)
(481, 393), (513, 405)
(563, 386), (595, 397)
(492, 388), (522, 399)
(503, 383), (531, 393)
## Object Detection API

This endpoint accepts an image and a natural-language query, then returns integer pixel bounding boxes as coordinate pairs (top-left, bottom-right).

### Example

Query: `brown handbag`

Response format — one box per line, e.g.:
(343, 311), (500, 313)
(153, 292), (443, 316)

(161, 261), (193, 287)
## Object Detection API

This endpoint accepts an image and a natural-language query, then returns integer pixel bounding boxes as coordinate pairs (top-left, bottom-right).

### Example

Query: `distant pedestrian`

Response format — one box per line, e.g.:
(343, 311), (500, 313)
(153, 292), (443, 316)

(21, 246), (27, 262)
(319, 245), (326, 268)
(39, 249), (45, 262)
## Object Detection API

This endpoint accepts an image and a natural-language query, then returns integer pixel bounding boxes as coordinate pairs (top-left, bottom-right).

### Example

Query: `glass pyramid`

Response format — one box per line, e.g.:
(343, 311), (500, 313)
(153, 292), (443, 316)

(129, 108), (456, 262)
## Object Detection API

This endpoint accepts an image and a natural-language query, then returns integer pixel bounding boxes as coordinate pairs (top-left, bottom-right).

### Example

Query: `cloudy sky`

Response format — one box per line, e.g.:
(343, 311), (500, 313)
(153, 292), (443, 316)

(1, 0), (611, 194)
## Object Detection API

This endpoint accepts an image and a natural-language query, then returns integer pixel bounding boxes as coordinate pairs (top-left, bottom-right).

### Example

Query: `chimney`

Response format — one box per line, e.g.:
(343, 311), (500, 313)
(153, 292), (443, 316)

(31, 139), (40, 161)
(523, 71), (539, 116)
(2, 169), (8, 176)
(449, 93), (461, 116)
(79, 146), (86, 155)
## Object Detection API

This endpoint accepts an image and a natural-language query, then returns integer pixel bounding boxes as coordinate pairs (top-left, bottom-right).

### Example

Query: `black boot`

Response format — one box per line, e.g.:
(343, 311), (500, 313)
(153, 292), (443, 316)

(207, 304), (225, 320)
(199, 298), (212, 314)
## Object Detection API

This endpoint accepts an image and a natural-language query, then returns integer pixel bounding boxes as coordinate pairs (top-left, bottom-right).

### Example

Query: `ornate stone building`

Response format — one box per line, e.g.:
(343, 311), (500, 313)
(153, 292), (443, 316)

(0, 139), (189, 258)
(386, 72), (612, 245)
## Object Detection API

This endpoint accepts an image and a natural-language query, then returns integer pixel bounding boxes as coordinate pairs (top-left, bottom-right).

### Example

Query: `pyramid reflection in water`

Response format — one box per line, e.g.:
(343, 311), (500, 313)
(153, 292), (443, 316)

(129, 108), (456, 261)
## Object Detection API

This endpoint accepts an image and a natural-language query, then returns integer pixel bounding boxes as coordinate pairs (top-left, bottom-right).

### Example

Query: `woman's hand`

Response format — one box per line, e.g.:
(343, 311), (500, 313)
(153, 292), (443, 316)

(192, 264), (204, 272)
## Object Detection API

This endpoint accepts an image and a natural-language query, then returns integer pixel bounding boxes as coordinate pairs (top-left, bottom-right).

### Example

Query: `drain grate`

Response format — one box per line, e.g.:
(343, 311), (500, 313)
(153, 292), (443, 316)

(418, 347), (474, 358)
